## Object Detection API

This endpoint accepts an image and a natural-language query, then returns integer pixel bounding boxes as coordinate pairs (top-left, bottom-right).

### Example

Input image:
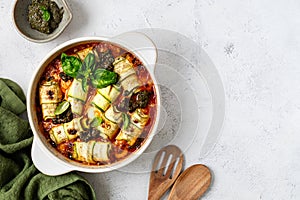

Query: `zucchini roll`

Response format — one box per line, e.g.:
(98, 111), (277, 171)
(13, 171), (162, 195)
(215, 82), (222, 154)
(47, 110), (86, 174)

(113, 56), (141, 92)
(115, 108), (150, 146)
(49, 117), (84, 144)
(72, 141), (111, 163)
(67, 79), (88, 115)
(39, 81), (62, 120)
(97, 85), (121, 103)
(68, 79), (88, 102)
(115, 123), (143, 146)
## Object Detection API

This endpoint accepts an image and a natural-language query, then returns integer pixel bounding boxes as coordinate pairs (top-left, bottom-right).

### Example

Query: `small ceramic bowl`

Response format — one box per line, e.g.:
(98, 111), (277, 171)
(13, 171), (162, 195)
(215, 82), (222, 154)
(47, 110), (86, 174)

(27, 32), (160, 175)
(13, 0), (72, 43)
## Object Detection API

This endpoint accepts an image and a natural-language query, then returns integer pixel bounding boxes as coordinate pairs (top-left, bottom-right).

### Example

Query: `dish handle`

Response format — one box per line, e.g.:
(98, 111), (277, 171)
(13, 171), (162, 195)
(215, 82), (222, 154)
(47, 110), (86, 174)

(112, 32), (157, 74)
(32, 138), (72, 176)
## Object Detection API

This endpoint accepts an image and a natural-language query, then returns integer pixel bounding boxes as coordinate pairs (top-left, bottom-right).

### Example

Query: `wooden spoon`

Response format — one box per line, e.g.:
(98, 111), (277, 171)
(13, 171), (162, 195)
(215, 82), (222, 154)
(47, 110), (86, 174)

(148, 145), (184, 200)
(168, 164), (212, 200)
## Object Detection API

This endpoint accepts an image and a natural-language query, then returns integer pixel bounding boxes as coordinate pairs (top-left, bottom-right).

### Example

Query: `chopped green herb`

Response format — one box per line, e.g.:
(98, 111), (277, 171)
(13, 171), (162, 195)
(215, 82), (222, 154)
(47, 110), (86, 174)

(61, 53), (82, 78)
(42, 10), (51, 21)
(40, 6), (51, 21)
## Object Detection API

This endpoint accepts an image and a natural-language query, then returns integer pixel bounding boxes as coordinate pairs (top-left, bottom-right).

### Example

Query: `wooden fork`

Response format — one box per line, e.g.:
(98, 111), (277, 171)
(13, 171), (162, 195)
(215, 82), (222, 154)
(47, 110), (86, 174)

(148, 145), (184, 200)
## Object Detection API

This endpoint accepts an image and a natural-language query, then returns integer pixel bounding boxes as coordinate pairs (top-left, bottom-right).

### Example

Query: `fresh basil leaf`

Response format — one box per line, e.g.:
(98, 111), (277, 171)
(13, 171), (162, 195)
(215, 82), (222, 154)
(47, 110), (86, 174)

(61, 53), (82, 78)
(43, 10), (51, 21)
(54, 101), (70, 115)
(81, 77), (88, 92)
(40, 6), (51, 21)
(77, 54), (96, 92)
(76, 70), (85, 80)
(91, 68), (118, 89)
(83, 53), (96, 72)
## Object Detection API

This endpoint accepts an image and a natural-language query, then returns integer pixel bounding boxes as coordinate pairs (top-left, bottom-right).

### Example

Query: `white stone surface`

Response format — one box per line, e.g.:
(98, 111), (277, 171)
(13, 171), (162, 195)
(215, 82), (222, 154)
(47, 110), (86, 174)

(1, 0), (300, 199)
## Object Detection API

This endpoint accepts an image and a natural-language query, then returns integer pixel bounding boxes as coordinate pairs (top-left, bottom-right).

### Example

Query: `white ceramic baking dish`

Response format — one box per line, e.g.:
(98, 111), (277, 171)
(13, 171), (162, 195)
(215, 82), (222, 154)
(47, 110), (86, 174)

(27, 32), (160, 175)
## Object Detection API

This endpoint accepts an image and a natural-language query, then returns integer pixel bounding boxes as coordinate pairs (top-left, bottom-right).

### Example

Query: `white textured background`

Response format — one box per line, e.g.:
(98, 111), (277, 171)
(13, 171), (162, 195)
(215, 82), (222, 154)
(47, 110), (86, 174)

(1, 0), (300, 199)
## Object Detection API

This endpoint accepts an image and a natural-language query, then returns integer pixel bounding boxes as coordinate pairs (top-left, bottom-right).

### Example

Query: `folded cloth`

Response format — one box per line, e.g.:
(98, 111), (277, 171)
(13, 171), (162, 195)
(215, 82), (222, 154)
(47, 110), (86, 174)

(0, 79), (96, 200)
(0, 79), (26, 115)
(0, 78), (26, 103)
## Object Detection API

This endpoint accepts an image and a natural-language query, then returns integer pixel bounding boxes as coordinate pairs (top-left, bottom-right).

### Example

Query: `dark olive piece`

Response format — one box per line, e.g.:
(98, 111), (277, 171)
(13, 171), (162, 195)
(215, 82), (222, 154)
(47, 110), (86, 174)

(50, 140), (57, 147)
(129, 90), (152, 112)
(79, 129), (100, 142)
(68, 153), (73, 160)
(59, 72), (73, 82)
(68, 129), (77, 135)
(46, 76), (54, 81)
(97, 50), (115, 71)
(52, 106), (73, 124)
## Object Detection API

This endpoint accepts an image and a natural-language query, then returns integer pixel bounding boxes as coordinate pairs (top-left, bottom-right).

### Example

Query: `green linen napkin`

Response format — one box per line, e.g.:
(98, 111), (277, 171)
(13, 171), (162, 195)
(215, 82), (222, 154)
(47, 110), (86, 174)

(0, 79), (26, 115)
(0, 79), (96, 200)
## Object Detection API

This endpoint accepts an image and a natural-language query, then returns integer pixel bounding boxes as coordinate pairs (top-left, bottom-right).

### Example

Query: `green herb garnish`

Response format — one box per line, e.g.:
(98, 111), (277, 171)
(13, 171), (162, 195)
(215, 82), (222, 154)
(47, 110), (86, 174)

(65, 52), (118, 91)
(61, 53), (82, 78)
(82, 52), (96, 72)
(91, 68), (118, 89)
(122, 113), (130, 130)
(91, 117), (103, 127)
(40, 6), (51, 21)
(77, 53), (96, 91)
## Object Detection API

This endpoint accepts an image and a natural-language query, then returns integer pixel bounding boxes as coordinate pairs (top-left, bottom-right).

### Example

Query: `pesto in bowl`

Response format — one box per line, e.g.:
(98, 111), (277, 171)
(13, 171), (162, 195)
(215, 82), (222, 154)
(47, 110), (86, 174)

(28, 0), (63, 34)
(13, 0), (72, 43)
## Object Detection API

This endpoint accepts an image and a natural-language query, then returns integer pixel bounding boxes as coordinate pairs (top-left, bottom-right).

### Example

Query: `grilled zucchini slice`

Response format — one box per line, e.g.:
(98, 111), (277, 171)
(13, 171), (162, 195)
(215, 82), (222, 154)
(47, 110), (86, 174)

(96, 118), (120, 139)
(110, 85), (121, 102)
(72, 141), (110, 163)
(97, 85), (121, 103)
(91, 93), (110, 112)
(113, 57), (132, 73)
(113, 56), (136, 81)
(115, 122), (143, 146)
(63, 120), (77, 140)
(97, 85), (111, 102)
(80, 117), (89, 130)
(86, 105), (102, 121)
(131, 108), (150, 129)
(104, 106), (122, 124)
(119, 68), (136, 82)
(93, 141), (111, 162)
(49, 125), (68, 144)
(121, 74), (141, 93)
(39, 82), (62, 104)
(87, 141), (96, 163)
(68, 97), (84, 115)
(41, 103), (57, 120)
(63, 118), (82, 140)
(73, 117), (84, 133)
(77, 47), (93, 60)
(73, 141), (89, 162)
(68, 79), (88, 101)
